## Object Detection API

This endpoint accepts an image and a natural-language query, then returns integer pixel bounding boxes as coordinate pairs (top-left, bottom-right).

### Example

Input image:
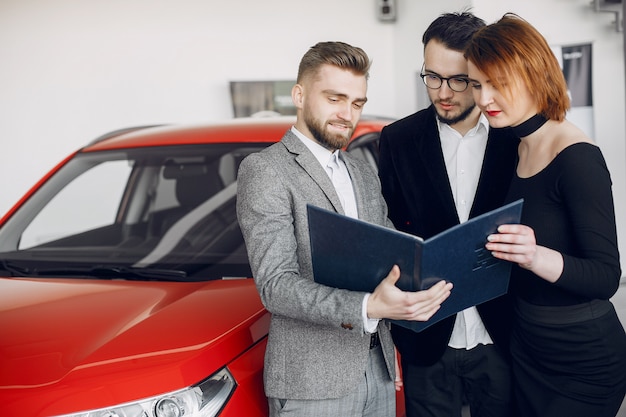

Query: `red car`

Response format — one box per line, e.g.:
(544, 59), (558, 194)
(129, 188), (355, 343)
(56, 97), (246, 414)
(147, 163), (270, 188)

(0, 116), (404, 417)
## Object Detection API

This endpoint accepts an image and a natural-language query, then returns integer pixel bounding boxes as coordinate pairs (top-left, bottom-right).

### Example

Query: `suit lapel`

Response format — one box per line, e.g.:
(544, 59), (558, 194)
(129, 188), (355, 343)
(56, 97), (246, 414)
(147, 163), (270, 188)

(341, 151), (368, 221)
(470, 128), (519, 217)
(409, 108), (459, 222)
(282, 132), (345, 215)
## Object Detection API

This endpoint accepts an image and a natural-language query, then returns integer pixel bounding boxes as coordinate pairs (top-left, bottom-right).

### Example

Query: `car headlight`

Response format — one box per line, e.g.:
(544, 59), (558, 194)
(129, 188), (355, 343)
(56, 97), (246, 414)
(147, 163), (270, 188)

(54, 368), (236, 417)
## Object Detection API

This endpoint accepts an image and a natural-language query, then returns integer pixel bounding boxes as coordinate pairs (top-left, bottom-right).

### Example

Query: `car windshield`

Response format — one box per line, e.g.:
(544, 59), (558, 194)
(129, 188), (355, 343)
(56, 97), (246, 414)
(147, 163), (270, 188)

(0, 143), (267, 281)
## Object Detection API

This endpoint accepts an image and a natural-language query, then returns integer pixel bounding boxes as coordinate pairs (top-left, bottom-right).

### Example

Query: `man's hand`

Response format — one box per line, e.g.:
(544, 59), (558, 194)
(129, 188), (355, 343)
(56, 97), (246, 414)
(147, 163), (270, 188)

(394, 347), (403, 391)
(367, 265), (452, 321)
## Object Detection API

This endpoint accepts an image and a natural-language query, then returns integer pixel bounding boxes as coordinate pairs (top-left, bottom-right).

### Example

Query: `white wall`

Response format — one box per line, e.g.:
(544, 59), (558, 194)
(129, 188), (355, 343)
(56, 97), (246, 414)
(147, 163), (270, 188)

(1, 0), (625, 276)
(0, 0), (397, 216)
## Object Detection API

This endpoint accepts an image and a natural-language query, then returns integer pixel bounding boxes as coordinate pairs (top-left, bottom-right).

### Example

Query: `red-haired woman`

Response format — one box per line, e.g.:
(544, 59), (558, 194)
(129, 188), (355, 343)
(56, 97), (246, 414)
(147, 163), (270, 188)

(466, 13), (626, 417)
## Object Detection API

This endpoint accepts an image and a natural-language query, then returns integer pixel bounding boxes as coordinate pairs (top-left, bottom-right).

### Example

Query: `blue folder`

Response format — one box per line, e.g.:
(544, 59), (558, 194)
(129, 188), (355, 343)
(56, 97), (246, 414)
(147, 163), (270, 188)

(308, 199), (523, 332)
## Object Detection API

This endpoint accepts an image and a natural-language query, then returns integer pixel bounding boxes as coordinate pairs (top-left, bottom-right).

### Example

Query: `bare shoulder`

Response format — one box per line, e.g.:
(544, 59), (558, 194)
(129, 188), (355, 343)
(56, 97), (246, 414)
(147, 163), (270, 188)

(553, 120), (593, 153)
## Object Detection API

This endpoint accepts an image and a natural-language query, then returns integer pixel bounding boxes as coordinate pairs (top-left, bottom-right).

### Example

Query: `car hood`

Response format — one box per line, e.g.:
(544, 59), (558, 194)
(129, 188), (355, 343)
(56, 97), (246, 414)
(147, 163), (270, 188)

(0, 277), (267, 390)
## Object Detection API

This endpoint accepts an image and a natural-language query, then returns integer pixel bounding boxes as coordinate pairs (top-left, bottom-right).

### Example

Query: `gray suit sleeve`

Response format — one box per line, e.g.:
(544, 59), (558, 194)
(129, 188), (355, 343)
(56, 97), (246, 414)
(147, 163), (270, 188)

(236, 151), (367, 332)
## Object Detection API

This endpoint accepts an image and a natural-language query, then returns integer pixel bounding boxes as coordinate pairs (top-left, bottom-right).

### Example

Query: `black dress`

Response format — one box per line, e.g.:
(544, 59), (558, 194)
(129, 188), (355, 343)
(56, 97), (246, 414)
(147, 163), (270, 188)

(506, 142), (626, 417)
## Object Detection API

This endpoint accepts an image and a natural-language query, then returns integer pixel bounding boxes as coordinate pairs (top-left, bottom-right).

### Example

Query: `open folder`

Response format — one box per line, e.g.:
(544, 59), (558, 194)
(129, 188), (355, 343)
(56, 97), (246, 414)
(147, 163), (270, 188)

(308, 199), (523, 332)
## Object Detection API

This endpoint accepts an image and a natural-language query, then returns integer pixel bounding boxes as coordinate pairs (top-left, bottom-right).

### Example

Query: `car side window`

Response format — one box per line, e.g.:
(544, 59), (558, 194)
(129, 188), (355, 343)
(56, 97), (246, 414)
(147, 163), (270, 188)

(345, 132), (380, 172)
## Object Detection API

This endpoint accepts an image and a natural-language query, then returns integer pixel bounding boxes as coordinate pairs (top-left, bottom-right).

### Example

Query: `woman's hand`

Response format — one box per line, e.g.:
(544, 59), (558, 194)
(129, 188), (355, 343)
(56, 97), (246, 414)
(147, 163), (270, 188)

(486, 224), (563, 283)
(486, 224), (537, 269)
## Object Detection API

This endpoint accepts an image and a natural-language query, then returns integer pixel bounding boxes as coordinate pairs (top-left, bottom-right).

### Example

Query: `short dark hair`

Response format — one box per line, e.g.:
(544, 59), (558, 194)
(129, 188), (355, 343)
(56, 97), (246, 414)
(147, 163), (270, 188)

(296, 41), (371, 84)
(422, 11), (486, 51)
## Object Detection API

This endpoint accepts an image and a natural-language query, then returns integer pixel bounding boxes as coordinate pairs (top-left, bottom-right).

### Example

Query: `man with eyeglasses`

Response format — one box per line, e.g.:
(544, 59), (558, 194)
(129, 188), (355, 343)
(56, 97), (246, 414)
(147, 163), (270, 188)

(378, 11), (520, 417)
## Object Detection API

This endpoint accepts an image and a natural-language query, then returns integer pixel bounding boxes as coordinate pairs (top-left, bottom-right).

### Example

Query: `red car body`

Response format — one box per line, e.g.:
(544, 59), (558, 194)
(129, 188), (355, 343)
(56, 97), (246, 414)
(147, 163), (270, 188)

(0, 116), (405, 417)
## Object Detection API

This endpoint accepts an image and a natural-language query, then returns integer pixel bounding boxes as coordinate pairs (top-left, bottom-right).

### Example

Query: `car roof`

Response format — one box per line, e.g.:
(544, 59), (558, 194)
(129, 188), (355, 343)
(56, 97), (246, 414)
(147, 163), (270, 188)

(83, 115), (393, 152)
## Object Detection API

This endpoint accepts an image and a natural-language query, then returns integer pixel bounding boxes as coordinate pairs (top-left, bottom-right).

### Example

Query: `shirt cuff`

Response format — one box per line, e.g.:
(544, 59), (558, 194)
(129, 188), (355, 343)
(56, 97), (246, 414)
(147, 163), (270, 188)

(362, 293), (380, 334)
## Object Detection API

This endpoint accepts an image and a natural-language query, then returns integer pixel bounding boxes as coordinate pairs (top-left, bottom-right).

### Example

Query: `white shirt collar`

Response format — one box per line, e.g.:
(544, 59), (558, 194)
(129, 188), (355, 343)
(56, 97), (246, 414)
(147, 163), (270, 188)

(436, 112), (489, 138)
(291, 126), (339, 167)
(290, 126), (358, 218)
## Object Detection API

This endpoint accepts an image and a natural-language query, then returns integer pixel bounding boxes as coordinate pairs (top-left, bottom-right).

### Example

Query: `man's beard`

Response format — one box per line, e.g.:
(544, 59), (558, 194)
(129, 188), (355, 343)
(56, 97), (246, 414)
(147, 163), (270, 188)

(436, 102), (476, 125)
(304, 112), (353, 151)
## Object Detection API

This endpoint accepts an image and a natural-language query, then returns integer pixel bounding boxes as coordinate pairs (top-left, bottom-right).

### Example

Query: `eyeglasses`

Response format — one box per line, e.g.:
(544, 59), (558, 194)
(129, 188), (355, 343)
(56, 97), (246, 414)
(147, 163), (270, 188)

(420, 73), (470, 93)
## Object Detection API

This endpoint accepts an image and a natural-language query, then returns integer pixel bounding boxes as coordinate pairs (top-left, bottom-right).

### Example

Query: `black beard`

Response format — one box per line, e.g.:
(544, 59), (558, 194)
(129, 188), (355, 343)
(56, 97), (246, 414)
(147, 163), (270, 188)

(437, 103), (476, 125)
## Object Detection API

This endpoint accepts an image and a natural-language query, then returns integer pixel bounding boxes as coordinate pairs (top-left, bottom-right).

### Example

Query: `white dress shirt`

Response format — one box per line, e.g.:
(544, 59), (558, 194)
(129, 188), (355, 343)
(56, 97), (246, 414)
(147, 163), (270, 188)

(292, 127), (378, 333)
(437, 115), (494, 349)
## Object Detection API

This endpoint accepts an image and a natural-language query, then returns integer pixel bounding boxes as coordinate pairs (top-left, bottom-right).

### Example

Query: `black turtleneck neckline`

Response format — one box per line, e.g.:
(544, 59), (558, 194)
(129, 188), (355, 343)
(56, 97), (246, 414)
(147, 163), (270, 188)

(511, 114), (548, 137)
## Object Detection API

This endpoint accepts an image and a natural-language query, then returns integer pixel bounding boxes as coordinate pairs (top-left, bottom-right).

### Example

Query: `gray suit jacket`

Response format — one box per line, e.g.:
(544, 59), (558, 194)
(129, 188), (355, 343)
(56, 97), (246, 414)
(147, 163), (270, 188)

(236, 130), (396, 400)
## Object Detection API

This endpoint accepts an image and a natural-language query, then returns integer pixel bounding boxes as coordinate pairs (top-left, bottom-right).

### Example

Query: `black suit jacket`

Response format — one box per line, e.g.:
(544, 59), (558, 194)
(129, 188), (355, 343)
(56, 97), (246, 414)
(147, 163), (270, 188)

(378, 105), (520, 366)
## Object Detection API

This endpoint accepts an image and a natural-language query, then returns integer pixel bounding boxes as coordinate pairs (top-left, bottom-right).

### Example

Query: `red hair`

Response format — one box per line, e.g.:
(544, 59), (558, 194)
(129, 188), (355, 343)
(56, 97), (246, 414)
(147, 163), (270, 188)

(465, 13), (570, 121)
